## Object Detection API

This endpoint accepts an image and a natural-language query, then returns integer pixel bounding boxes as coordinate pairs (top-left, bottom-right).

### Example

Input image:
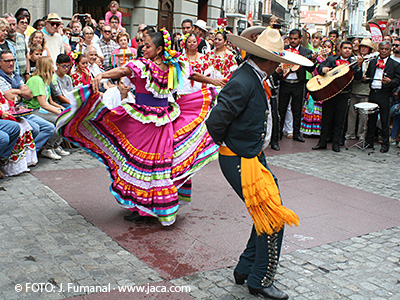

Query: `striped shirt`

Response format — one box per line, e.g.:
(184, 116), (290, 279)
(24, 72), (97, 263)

(97, 39), (118, 71)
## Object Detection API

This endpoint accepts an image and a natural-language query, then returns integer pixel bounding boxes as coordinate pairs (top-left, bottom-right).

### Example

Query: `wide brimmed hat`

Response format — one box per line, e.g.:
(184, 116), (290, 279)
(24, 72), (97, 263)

(359, 38), (374, 50)
(45, 13), (62, 23)
(240, 26), (266, 40)
(194, 19), (209, 32)
(227, 28), (314, 66)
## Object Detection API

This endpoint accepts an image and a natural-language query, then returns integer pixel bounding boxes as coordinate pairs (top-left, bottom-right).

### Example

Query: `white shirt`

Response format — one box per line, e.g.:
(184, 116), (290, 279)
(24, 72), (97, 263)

(246, 59), (273, 149)
(286, 45), (300, 80)
(102, 86), (135, 109)
(371, 56), (388, 90)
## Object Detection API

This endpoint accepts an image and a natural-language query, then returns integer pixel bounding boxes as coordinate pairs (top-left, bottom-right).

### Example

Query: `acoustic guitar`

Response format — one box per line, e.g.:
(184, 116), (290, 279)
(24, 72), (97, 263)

(307, 53), (378, 102)
(281, 63), (300, 78)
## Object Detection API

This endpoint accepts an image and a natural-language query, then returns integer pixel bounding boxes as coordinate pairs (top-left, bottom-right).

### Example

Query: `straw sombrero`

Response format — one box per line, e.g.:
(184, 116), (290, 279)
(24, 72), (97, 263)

(240, 26), (266, 40)
(228, 28), (314, 66)
(359, 38), (374, 50)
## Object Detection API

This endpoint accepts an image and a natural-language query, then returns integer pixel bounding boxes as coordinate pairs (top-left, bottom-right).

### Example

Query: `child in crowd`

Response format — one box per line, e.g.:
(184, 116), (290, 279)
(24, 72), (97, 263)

(28, 44), (43, 74)
(105, 1), (122, 29)
(71, 54), (91, 87)
(50, 54), (73, 108)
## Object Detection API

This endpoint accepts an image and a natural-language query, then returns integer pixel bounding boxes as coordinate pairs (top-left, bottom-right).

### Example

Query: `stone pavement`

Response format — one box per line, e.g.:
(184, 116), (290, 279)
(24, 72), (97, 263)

(0, 139), (399, 300)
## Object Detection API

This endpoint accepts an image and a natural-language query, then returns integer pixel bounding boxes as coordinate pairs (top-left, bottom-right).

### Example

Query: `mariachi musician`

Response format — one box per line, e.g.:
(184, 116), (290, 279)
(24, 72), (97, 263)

(363, 40), (400, 152)
(275, 29), (316, 143)
(312, 41), (363, 152)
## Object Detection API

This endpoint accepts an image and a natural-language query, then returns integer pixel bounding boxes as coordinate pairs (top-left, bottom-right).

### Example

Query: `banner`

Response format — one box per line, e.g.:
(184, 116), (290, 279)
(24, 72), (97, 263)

(368, 22), (383, 43)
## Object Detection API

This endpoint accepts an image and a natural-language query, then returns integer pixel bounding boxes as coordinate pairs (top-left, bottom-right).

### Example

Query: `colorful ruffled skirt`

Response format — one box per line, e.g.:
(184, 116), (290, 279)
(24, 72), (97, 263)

(300, 93), (322, 136)
(56, 85), (218, 225)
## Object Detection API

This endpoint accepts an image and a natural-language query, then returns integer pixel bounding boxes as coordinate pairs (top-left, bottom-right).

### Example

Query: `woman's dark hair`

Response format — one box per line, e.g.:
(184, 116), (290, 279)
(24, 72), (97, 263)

(215, 31), (227, 41)
(323, 39), (333, 48)
(16, 15), (28, 24)
(15, 8), (31, 24)
(75, 54), (87, 65)
(185, 33), (198, 47)
(32, 18), (45, 29)
(149, 32), (164, 50)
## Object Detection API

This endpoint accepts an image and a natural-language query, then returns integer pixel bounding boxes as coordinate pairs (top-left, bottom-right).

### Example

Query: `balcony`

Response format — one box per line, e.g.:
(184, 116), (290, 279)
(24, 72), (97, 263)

(367, 3), (376, 22)
(271, 0), (286, 19)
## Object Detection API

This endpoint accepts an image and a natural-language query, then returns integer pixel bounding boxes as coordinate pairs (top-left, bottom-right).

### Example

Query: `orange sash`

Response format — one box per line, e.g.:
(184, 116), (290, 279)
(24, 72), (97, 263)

(219, 146), (299, 235)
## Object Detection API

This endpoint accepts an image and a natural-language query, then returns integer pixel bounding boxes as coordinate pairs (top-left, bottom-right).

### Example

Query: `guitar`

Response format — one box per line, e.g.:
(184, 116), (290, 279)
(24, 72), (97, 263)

(306, 53), (378, 102)
(281, 63), (300, 78)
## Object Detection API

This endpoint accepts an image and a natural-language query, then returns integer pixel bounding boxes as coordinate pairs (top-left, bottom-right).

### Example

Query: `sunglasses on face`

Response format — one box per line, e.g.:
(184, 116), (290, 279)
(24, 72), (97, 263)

(0, 59), (16, 63)
(393, 44), (400, 47)
(50, 22), (60, 27)
(103, 30), (111, 33)
(19, 21), (29, 25)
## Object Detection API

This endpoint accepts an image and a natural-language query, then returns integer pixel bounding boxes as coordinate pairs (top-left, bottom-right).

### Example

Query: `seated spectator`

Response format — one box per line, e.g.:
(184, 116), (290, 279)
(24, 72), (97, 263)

(111, 28), (118, 42)
(0, 50), (55, 156)
(76, 26), (104, 62)
(25, 56), (69, 160)
(85, 46), (111, 92)
(0, 95), (21, 179)
(96, 25), (118, 71)
(28, 30), (49, 56)
(71, 54), (91, 87)
(57, 23), (71, 54)
(102, 77), (135, 109)
(0, 18), (20, 74)
(0, 90), (37, 176)
(111, 32), (136, 67)
(50, 54), (73, 108)
(135, 31), (144, 49)
(28, 44), (43, 74)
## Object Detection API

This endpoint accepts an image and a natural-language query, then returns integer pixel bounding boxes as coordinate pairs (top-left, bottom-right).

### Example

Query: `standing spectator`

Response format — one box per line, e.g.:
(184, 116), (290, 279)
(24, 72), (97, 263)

(109, 16), (120, 32)
(95, 17), (105, 38)
(28, 30), (50, 57)
(0, 50), (55, 155)
(42, 13), (64, 64)
(57, 23), (71, 54)
(32, 19), (45, 31)
(25, 56), (69, 159)
(5, 14), (28, 79)
(50, 54), (72, 108)
(175, 19), (193, 52)
(364, 40), (400, 152)
(111, 28), (118, 42)
(14, 8), (35, 37)
(15, 15), (30, 80)
(105, 1), (122, 29)
(69, 20), (82, 52)
(76, 26), (104, 62)
(0, 17), (19, 74)
(193, 19), (211, 54)
(135, 26), (155, 58)
(97, 25), (118, 71)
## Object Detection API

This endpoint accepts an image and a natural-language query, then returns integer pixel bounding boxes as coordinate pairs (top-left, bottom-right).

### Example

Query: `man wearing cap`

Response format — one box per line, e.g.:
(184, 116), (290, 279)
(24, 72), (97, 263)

(42, 13), (64, 63)
(193, 19), (211, 54)
(206, 28), (313, 299)
(345, 38), (374, 141)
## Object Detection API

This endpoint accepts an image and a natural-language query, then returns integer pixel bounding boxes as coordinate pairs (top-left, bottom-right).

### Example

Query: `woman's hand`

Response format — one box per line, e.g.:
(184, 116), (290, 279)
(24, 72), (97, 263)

(92, 74), (103, 93)
(212, 78), (227, 87)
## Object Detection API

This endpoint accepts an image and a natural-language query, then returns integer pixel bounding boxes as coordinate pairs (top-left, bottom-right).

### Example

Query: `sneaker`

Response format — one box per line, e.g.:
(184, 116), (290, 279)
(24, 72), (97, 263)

(55, 146), (70, 156)
(389, 138), (397, 146)
(41, 148), (62, 160)
(345, 134), (356, 140)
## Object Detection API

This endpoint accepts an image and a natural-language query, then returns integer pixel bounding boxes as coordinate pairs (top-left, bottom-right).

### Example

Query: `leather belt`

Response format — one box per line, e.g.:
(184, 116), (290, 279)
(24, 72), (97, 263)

(282, 79), (301, 84)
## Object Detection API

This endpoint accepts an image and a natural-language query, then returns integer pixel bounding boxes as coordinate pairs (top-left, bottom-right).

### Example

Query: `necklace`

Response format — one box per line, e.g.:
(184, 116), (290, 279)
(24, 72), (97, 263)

(186, 52), (198, 63)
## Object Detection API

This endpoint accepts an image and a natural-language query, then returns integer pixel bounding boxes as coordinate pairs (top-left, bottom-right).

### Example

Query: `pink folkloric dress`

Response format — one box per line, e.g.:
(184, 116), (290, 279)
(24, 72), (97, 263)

(56, 58), (218, 225)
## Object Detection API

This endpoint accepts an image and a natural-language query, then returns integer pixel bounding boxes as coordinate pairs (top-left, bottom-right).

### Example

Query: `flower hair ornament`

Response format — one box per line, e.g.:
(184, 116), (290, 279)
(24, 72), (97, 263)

(180, 33), (201, 50)
(160, 28), (184, 90)
(214, 27), (225, 36)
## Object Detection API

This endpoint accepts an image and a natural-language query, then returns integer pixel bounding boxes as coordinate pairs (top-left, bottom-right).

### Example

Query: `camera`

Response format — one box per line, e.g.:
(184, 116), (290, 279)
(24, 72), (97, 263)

(78, 14), (87, 20)
(272, 23), (282, 29)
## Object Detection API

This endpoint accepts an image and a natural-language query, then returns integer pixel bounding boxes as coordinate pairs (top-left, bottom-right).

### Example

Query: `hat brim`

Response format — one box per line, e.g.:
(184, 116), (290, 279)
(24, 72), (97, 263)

(46, 19), (62, 23)
(227, 34), (314, 67)
(359, 43), (374, 49)
(194, 24), (209, 32)
(240, 26), (267, 39)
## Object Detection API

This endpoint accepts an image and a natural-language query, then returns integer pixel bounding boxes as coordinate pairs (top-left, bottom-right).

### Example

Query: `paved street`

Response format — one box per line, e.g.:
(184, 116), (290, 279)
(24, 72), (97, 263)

(0, 138), (399, 300)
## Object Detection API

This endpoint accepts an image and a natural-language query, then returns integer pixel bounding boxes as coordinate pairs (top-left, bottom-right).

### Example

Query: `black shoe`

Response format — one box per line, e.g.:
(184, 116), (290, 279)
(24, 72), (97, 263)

(248, 285), (289, 300)
(233, 271), (248, 285)
(332, 144), (340, 152)
(312, 144), (327, 150)
(365, 143), (374, 149)
(380, 146), (389, 153)
(271, 143), (280, 151)
(293, 135), (305, 142)
(123, 211), (154, 223)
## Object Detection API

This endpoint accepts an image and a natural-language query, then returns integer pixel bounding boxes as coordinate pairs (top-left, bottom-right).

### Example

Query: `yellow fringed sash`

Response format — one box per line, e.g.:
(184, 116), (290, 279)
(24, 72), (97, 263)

(219, 146), (299, 235)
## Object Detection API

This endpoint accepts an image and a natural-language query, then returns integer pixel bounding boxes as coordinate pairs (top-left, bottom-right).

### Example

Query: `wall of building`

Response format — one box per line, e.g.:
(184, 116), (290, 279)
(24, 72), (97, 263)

(1, 0), (47, 23)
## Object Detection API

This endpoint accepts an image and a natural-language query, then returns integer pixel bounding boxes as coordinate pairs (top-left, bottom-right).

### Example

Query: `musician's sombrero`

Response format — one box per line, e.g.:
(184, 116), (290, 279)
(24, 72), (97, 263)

(240, 26), (267, 40)
(228, 28), (314, 66)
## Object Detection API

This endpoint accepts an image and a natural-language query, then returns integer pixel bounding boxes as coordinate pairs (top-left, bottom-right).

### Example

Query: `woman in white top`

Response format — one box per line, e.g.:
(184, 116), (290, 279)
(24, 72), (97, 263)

(76, 26), (104, 62)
